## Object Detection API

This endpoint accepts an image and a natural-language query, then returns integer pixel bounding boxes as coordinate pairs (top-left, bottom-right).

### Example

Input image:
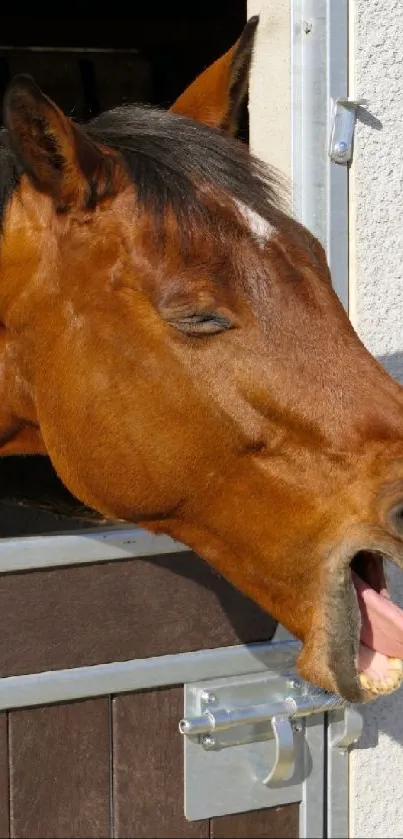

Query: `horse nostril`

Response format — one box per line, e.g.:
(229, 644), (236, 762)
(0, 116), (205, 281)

(389, 503), (403, 537)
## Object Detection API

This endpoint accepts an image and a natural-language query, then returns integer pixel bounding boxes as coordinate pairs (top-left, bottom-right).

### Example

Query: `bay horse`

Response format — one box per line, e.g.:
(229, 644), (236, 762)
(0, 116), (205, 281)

(1, 20), (403, 704)
(0, 17), (259, 522)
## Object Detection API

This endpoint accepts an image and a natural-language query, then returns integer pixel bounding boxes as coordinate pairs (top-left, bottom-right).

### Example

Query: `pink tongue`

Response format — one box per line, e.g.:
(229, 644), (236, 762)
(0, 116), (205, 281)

(352, 571), (403, 658)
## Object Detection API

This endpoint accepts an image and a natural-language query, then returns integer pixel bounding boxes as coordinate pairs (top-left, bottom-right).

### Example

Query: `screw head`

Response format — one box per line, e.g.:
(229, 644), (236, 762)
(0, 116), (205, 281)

(334, 140), (348, 157)
(201, 734), (216, 747)
(200, 690), (217, 705)
(287, 677), (301, 690)
(303, 20), (312, 33)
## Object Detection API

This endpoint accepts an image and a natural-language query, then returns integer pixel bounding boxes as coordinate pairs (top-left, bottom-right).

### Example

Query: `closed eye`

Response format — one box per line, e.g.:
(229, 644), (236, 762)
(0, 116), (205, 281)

(168, 311), (234, 336)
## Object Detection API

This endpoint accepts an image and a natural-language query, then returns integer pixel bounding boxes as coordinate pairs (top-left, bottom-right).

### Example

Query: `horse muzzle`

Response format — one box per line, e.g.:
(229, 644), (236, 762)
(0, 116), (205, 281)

(296, 523), (403, 703)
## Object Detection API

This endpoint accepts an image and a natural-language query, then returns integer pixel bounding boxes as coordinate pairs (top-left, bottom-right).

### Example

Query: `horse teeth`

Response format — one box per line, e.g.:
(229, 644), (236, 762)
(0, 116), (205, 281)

(359, 674), (371, 690)
(388, 658), (403, 672)
(359, 665), (403, 696)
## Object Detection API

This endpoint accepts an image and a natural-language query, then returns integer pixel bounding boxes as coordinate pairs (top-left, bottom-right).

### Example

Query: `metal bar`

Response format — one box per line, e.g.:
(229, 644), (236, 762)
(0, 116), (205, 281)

(0, 640), (300, 712)
(326, 0), (349, 310)
(327, 710), (350, 838)
(292, 3), (350, 835)
(292, 0), (349, 308)
(0, 526), (187, 573)
(179, 700), (297, 736)
(327, 706), (363, 838)
(326, 0), (350, 833)
(292, 0), (328, 247)
(299, 715), (326, 838)
(180, 691), (345, 738)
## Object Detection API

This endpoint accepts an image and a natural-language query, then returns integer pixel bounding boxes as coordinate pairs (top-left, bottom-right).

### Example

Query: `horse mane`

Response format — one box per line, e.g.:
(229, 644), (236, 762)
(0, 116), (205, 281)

(0, 104), (286, 235)
(86, 104), (284, 226)
(0, 129), (20, 231)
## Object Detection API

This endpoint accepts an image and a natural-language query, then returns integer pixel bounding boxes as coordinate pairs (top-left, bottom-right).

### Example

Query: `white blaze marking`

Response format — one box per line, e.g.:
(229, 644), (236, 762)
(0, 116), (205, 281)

(235, 200), (274, 245)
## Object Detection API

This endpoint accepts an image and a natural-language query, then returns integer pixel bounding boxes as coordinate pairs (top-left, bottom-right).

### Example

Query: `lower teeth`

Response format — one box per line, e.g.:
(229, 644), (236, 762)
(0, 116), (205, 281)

(359, 659), (403, 695)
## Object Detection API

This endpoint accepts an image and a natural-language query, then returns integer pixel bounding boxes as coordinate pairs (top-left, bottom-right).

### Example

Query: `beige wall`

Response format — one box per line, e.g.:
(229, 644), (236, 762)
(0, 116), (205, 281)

(349, 0), (403, 834)
(247, 0), (291, 177)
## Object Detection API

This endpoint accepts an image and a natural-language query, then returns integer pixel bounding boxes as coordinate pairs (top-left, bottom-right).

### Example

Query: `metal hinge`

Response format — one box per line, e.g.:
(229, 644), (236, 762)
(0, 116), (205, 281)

(329, 97), (367, 164)
(180, 671), (363, 821)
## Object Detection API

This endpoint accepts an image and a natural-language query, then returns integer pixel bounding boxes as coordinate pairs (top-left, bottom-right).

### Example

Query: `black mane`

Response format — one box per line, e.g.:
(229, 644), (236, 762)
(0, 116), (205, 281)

(0, 103), (285, 231)
(0, 129), (20, 230)
(86, 104), (284, 225)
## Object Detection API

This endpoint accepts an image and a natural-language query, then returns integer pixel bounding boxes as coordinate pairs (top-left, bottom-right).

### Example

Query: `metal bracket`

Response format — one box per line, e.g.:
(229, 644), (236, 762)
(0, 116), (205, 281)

(180, 671), (359, 821)
(329, 704), (363, 750)
(329, 97), (367, 164)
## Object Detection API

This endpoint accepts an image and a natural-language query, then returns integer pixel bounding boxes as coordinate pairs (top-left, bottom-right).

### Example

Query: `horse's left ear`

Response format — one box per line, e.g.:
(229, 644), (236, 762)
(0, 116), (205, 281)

(169, 15), (259, 135)
(3, 74), (109, 208)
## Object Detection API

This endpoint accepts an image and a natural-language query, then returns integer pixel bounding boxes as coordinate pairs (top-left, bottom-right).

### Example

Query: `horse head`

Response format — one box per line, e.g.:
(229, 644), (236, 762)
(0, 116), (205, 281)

(1, 30), (403, 702)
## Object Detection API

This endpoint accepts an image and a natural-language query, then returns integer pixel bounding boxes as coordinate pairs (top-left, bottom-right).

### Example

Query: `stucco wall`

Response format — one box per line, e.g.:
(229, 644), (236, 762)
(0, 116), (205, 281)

(349, 0), (403, 836)
(247, 0), (291, 177)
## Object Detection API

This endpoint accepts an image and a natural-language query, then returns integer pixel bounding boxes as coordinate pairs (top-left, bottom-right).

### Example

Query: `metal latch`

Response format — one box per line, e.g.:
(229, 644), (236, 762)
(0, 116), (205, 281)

(329, 97), (367, 164)
(180, 671), (363, 821)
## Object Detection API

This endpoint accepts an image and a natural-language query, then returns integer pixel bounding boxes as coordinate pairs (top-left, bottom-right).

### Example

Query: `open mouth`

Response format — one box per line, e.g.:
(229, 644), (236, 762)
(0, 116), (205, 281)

(351, 552), (403, 697)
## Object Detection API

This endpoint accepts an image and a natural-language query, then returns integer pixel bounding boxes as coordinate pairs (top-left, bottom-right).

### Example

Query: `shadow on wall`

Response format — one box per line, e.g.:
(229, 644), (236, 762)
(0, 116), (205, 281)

(377, 352), (403, 385)
(354, 351), (403, 749)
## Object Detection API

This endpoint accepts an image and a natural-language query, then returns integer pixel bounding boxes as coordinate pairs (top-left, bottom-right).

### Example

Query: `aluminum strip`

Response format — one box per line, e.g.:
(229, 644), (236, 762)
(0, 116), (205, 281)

(0, 526), (187, 573)
(0, 640), (301, 711)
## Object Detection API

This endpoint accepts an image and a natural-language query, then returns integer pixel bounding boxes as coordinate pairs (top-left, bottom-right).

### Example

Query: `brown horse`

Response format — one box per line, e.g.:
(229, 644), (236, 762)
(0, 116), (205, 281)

(1, 20), (403, 704)
(0, 17), (259, 523)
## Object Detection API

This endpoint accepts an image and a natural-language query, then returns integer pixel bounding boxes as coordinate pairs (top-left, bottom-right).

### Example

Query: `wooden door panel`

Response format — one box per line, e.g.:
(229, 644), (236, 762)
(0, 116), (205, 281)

(9, 699), (110, 839)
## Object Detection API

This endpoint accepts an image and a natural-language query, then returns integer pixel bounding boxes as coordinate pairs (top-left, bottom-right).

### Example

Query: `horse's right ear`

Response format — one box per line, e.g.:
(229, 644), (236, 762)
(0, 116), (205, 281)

(3, 74), (110, 209)
(170, 16), (259, 135)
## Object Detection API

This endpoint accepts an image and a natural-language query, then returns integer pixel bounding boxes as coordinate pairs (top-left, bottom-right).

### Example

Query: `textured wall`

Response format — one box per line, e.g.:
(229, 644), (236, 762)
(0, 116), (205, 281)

(247, 0), (291, 177)
(349, 0), (403, 836)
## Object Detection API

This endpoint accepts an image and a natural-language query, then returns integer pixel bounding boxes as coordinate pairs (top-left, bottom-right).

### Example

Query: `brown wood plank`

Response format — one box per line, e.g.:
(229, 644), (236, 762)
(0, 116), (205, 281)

(9, 699), (110, 839)
(112, 687), (208, 839)
(210, 803), (300, 838)
(0, 714), (9, 838)
(0, 554), (276, 676)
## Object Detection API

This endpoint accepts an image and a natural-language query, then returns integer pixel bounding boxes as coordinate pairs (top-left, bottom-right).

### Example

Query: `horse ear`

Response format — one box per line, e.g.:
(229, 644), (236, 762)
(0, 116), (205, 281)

(3, 74), (108, 208)
(169, 16), (259, 135)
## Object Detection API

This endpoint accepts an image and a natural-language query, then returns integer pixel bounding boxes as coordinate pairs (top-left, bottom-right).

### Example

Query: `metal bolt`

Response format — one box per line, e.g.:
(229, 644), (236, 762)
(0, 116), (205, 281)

(201, 734), (216, 747)
(292, 720), (303, 732)
(334, 140), (348, 157)
(287, 678), (301, 690)
(303, 20), (312, 33)
(200, 690), (217, 705)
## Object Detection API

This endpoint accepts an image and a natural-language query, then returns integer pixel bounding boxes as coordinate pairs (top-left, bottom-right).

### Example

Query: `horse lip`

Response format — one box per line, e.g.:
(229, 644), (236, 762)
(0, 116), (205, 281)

(296, 527), (403, 703)
(327, 526), (403, 572)
(321, 528), (403, 701)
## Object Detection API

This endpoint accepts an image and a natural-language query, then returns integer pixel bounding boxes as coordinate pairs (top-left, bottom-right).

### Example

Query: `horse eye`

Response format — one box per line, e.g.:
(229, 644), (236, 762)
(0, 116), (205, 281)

(170, 312), (233, 336)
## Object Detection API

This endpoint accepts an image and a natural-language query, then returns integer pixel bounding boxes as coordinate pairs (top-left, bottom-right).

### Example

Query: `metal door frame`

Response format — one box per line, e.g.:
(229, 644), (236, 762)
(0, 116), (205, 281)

(292, 1), (350, 835)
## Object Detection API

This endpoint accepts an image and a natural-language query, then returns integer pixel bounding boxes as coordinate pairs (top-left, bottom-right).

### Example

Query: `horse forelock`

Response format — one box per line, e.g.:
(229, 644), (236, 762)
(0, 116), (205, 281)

(0, 129), (20, 233)
(85, 104), (285, 232)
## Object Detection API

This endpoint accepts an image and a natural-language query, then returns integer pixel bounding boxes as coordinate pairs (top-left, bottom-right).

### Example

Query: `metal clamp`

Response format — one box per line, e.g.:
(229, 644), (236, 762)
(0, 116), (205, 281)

(262, 714), (295, 784)
(330, 704), (364, 750)
(329, 97), (367, 164)
(180, 695), (298, 785)
(180, 668), (363, 821)
(180, 673), (347, 787)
